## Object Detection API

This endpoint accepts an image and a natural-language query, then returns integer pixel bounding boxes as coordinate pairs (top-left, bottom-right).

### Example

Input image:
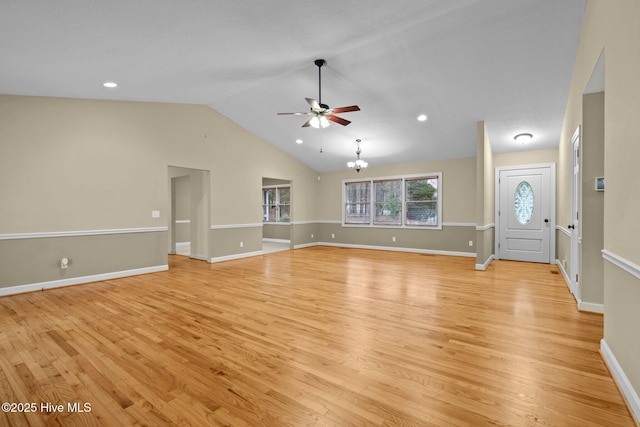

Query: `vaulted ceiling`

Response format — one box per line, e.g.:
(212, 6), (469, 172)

(0, 0), (586, 172)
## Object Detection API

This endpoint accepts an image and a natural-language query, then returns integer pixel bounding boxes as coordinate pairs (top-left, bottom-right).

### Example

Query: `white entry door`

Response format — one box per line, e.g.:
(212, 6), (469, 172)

(497, 165), (554, 263)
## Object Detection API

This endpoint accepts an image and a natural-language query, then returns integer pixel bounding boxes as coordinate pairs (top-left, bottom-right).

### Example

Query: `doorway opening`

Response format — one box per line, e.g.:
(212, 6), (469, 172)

(262, 177), (292, 253)
(168, 166), (211, 263)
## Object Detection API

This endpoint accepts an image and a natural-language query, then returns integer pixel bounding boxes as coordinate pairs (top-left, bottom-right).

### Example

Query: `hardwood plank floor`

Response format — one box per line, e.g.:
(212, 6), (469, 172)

(0, 246), (635, 426)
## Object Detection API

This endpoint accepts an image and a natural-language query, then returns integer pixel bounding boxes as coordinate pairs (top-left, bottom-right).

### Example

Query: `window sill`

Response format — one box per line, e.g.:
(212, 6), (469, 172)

(341, 223), (442, 231)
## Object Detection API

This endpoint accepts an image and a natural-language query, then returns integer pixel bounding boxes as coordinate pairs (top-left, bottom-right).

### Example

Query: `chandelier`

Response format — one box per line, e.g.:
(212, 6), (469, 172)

(347, 139), (368, 172)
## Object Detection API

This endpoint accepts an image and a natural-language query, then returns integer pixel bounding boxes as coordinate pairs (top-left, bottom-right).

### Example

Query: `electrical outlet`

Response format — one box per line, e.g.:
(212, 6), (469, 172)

(392, 236), (396, 242)
(240, 241), (244, 248)
(311, 233), (314, 238)
(331, 233), (335, 239)
(469, 240), (473, 247)
(60, 257), (69, 269)
(151, 210), (160, 218)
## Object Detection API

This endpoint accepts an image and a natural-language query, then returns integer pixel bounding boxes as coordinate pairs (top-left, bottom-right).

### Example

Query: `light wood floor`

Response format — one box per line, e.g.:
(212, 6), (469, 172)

(0, 247), (635, 426)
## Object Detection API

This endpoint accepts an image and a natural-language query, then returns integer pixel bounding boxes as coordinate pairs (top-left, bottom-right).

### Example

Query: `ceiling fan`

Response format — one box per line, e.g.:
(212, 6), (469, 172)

(278, 59), (360, 128)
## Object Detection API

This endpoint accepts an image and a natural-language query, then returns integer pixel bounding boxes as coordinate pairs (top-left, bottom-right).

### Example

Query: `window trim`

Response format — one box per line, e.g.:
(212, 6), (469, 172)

(342, 172), (442, 230)
(262, 184), (291, 223)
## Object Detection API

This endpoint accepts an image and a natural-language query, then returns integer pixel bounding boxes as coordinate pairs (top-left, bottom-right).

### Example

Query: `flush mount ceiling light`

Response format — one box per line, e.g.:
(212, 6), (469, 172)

(514, 133), (533, 144)
(417, 114), (428, 122)
(295, 139), (303, 144)
(103, 82), (118, 88)
(347, 139), (368, 173)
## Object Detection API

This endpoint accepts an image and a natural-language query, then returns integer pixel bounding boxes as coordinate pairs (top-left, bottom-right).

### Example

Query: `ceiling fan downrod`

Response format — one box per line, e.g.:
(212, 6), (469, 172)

(315, 59), (327, 109)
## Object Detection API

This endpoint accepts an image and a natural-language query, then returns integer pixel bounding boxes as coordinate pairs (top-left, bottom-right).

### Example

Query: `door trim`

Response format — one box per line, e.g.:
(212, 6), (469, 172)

(569, 126), (581, 299)
(494, 163), (556, 263)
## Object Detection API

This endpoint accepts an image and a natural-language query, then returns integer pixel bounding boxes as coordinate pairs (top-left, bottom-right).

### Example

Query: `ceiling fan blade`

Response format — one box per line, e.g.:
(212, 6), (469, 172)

(331, 105), (360, 114)
(327, 114), (351, 126)
(306, 98), (321, 111)
(301, 118), (313, 127)
(277, 112), (313, 116)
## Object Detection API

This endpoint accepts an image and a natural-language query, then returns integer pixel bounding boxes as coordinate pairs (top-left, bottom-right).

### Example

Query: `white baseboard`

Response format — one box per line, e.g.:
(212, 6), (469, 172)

(210, 250), (264, 263)
(262, 238), (290, 244)
(176, 241), (190, 248)
(578, 301), (604, 314)
(601, 339), (640, 424)
(555, 259), (605, 313)
(317, 242), (476, 258)
(189, 254), (209, 262)
(475, 255), (494, 271)
(207, 242), (476, 263)
(556, 258), (573, 293)
(0, 265), (169, 297)
(293, 242), (318, 249)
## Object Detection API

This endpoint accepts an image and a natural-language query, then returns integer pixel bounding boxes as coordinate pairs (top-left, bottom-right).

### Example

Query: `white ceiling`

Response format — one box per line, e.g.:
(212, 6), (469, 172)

(0, 0), (586, 172)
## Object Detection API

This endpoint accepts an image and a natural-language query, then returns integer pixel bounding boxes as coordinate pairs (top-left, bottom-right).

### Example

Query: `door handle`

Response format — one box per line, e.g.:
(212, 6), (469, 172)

(544, 219), (549, 223)
(568, 225), (575, 229)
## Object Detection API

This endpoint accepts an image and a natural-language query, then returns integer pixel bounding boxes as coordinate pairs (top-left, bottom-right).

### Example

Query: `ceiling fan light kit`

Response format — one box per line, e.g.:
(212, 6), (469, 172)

(309, 115), (330, 129)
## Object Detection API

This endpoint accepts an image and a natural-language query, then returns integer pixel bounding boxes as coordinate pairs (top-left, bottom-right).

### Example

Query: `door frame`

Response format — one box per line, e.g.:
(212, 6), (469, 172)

(168, 166), (211, 263)
(494, 163), (556, 263)
(569, 126), (581, 299)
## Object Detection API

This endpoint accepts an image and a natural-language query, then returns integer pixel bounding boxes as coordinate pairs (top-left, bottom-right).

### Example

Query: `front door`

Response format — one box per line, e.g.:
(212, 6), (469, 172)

(497, 165), (554, 263)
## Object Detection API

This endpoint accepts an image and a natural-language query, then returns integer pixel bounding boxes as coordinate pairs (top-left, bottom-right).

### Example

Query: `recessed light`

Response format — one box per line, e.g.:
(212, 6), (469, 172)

(514, 133), (533, 144)
(417, 114), (428, 122)
(103, 82), (118, 88)
(295, 139), (303, 144)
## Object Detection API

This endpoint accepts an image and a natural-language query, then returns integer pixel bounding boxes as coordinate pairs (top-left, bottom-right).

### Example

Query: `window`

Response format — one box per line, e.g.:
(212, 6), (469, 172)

(263, 186), (290, 222)
(343, 173), (441, 228)
(345, 181), (370, 224)
(374, 180), (402, 225)
(405, 177), (438, 226)
(514, 181), (533, 224)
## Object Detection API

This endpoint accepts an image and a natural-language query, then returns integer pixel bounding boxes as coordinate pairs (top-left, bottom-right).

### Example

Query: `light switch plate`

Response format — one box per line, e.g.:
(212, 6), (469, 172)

(152, 210), (160, 218)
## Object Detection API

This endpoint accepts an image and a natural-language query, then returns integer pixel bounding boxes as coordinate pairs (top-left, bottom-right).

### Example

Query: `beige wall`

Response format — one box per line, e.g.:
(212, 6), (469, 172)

(316, 157), (477, 256)
(317, 223), (475, 255)
(0, 95), (320, 232)
(559, 0), (640, 416)
(262, 223), (291, 240)
(0, 231), (166, 288)
(0, 95), (319, 287)
(581, 92), (605, 305)
(318, 157), (476, 224)
(476, 122), (495, 267)
(493, 149), (558, 169)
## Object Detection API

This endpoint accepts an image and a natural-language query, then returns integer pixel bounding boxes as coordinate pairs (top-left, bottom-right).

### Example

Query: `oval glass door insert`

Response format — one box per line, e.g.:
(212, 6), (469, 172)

(514, 181), (534, 224)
